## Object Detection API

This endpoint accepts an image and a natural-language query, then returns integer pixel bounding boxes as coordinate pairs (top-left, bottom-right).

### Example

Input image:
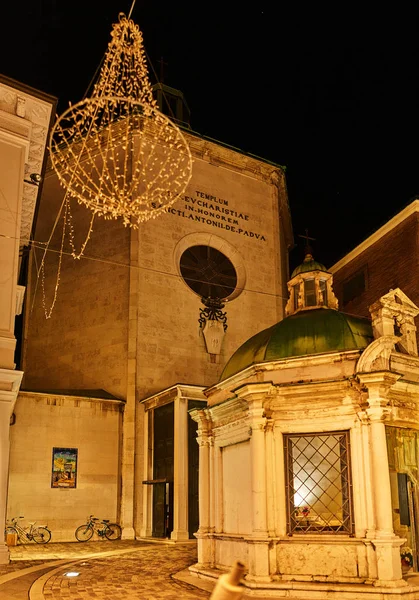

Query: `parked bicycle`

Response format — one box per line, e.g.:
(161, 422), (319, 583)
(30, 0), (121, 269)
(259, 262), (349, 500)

(75, 515), (122, 542)
(5, 516), (51, 544)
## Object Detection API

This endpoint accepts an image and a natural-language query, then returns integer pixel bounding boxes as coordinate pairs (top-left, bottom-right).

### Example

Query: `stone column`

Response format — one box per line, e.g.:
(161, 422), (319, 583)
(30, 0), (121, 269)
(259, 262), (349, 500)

(357, 372), (404, 582)
(171, 395), (189, 541)
(0, 372), (22, 564)
(209, 436), (215, 534)
(190, 408), (213, 566)
(265, 421), (275, 537)
(214, 443), (223, 534)
(368, 413), (394, 537)
(197, 434), (210, 534)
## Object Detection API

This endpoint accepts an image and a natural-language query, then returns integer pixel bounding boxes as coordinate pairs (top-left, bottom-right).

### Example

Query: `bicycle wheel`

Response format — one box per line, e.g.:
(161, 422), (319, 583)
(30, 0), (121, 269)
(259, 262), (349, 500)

(104, 523), (122, 540)
(75, 525), (94, 542)
(33, 527), (51, 544)
(4, 526), (19, 543)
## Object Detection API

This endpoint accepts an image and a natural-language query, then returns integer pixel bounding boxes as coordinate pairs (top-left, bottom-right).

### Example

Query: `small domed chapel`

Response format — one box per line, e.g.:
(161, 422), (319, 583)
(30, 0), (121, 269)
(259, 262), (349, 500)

(188, 251), (419, 599)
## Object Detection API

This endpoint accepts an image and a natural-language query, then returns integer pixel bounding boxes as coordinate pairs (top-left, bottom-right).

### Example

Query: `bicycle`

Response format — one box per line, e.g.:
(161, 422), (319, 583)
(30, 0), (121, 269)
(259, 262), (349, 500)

(5, 516), (51, 544)
(75, 515), (122, 542)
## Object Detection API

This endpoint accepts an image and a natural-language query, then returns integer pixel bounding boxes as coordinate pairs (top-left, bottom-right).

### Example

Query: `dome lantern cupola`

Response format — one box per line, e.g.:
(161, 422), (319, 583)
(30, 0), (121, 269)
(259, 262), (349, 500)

(285, 246), (338, 316)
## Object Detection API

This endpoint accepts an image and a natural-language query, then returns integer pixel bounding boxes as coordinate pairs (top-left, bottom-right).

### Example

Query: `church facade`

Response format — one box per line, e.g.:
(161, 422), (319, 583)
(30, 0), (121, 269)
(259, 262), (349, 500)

(189, 252), (419, 598)
(6, 124), (293, 544)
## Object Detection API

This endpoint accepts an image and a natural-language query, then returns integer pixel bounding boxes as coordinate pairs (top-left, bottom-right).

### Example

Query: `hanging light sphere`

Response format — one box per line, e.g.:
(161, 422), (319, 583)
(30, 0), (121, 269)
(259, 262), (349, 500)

(49, 95), (192, 226)
(49, 13), (193, 227)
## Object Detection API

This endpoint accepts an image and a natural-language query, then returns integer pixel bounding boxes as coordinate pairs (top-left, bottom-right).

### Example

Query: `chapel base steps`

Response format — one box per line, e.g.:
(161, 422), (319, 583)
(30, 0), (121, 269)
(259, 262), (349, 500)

(189, 564), (419, 599)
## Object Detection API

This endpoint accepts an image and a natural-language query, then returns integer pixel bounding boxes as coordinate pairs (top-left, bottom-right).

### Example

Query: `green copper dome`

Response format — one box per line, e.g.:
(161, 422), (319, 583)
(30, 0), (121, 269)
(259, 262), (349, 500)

(220, 308), (373, 381)
(291, 255), (328, 278)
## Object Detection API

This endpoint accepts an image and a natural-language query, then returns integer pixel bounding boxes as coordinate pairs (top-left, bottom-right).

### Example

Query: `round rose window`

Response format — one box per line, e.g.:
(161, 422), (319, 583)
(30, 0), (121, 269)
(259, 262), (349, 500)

(179, 245), (238, 299)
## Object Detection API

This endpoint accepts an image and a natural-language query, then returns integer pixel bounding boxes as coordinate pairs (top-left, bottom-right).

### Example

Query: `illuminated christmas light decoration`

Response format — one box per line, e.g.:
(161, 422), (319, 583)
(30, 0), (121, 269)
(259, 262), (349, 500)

(49, 13), (193, 227)
(37, 12), (192, 319)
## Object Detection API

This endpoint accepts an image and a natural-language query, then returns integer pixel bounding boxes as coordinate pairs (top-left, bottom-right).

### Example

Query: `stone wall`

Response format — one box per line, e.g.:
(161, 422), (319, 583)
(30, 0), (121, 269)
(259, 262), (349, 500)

(7, 391), (123, 542)
(135, 134), (291, 398)
(22, 133), (291, 401)
(22, 172), (131, 399)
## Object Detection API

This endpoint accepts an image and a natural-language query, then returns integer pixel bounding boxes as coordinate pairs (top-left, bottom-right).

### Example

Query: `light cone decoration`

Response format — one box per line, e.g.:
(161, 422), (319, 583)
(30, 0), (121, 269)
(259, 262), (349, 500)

(49, 13), (193, 227)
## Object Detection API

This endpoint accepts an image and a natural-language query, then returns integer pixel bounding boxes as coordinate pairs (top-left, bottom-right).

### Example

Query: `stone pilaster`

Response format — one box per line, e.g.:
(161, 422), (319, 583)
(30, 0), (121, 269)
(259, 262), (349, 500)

(357, 371), (404, 582)
(171, 396), (189, 541)
(0, 369), (23, 564)
(247, 397), (268, 537)
(120, 229), (139, 540)
(234, 383), (273, 582)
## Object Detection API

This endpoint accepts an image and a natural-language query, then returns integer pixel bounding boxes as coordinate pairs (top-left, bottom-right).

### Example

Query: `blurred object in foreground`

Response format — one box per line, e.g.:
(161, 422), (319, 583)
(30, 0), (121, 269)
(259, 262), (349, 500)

(209, 561), (246, 600)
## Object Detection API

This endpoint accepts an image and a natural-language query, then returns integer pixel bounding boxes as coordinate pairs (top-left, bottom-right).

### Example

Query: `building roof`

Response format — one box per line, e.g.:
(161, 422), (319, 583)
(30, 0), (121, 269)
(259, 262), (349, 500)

(291, 255), (328, 278)
(330, 199), (419, 272)
(220, 307), (373, 381)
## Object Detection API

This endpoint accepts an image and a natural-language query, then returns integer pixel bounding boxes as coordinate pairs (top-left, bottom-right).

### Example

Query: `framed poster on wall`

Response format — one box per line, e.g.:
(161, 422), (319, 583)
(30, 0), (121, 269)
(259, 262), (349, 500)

(51, 447), (78, 488)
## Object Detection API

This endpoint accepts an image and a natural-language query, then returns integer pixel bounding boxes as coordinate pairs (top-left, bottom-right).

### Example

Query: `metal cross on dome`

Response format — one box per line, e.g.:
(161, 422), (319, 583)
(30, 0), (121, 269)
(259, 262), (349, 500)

(298, 229), (316, 257)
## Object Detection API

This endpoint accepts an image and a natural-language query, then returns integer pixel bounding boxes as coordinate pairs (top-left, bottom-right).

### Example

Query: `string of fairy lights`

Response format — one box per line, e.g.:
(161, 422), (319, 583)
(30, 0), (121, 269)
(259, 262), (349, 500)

(39, 10), (193, 318)
(18, 234), (289, 310)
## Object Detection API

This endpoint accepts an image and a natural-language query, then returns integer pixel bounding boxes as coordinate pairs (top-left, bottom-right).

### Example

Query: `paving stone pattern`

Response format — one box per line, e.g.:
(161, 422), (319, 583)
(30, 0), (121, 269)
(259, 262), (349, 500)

(43, 546), (210, 599)
(0, 540), (211, 599)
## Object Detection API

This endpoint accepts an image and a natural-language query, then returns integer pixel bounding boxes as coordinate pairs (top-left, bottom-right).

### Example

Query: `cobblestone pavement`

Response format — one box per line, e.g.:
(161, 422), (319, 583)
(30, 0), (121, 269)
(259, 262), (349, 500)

(0, 540), (212, 600)
(2, 540), (419, 600)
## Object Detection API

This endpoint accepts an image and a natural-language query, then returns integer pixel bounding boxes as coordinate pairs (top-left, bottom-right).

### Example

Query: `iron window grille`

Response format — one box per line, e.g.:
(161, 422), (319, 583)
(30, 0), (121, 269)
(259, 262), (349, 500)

(284, 431), (354, 535)
(179, 245), (237, 299)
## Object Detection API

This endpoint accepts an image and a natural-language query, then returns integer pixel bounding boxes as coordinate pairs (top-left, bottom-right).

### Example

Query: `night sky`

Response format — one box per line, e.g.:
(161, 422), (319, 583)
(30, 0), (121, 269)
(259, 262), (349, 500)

(2, 2), (418, 272)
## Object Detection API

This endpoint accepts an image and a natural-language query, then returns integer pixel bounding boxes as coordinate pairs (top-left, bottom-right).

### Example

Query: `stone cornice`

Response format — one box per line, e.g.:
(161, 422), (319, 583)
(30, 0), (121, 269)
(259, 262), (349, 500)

(139, 383), (206, 410)
(0, 78), (56, 247)
(232, 382), (275, 402)
(208, 396), (248, 424)
(206, 350), (362, 400)
(184, 132), (286, 181)
(18, 390), (124, 407)
(0, 368), (23, 394)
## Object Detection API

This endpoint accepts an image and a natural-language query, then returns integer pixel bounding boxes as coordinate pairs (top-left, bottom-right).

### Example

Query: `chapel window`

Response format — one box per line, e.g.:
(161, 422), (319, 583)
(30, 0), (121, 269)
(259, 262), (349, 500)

(284, 431), (354, 534)
(304, 279), (316, 307)
(319, 279), (328, 306)
(293, 283), (300, 311)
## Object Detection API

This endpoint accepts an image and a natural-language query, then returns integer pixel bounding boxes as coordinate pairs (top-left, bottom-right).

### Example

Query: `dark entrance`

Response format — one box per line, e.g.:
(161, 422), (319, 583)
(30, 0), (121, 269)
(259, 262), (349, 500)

(152, 403), (174, 537)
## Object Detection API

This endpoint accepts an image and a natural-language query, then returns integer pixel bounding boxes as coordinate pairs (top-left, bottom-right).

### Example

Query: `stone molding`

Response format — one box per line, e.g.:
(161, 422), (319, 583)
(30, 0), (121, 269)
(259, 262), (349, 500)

(139, 383), (206, 411)
(0, 80), (55, 246)
(173, 232), (247, 302)
(357, 335), (401, 372)
(15, 285), (25, 316)
(17, 390), (124, 411)
(185, 132), (286, 183)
